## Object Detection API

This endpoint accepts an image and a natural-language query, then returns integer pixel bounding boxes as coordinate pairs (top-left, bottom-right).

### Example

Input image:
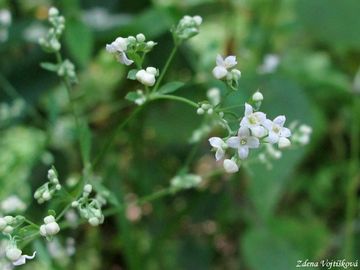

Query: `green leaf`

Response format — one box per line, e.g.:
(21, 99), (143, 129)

(127, 69), (139, 80)
(64, 18), (93, 67)
(40, 62), (58, 72)
(242, 228), (300, 270)
(125, 91), (142, 102)
(157, 81), (185, 94)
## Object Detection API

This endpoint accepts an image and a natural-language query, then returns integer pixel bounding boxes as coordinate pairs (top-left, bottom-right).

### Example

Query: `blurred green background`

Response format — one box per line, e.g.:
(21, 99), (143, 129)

(1, 0), (360, 269)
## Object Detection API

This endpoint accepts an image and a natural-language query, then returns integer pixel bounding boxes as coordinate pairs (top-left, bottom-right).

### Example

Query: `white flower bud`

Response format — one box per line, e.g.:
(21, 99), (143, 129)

(71, 201), (79, 208)
(4, 216), (14, 224)
(42, 191), (51, 201)
(55, 184), (61, 190)
(47, 169), (56, 179)
(252, 91), (263, 102)
(223, 159), (239, 173)
(146, 41), (155, 48)
(207, 108), (213, 115)
(136, 33), (145, 42)
(196, 108), (205, 115)
(299, 124), (312, 134)
(231, 69), (241, 79)
(278, 137), (291, 148)
(0, 217), (6, 230)
(193, 15), (202, 26)
(88, 217), (100, 226)
(44, 215), (55, 224)
(3, 225), (13, 234)
(145, 67), (157, 76)
(6, 247), (22, 261)
(136, 69), (156, 86)
(45, 222), (60, 235)
(48, 7), (59, 17)
(39, 225), (47, 236)
(127, 36), (136, 43)
(83, 184), (92, 194)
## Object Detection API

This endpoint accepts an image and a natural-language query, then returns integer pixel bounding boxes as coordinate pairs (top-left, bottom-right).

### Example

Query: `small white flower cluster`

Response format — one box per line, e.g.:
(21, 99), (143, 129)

(0, 9), (11, 42)
(212, 55), (241, 90)
(172, 15), (202, 43)
(34, 167), (62, 204)
(57, 59), (77, 83)
(0, 99), (26, 125)
(106, 33), (156, 66)
(71, 184), (105, 226)
(208, 92), (292, 173)
(196, 103), (215, 115)
(0, 216), (16, 234)
(5, 239), (36, 266)
(1, 195), (26, 214)
(38, 7), (65, 52)
(136, 67), (158, 87)
(291, 123), (313, 146)
(170, 174), (202, 192)
(40, 215), (60, 238)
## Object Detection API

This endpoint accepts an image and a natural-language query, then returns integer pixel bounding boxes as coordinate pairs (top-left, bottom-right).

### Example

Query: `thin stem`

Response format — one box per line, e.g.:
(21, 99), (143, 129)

(152, 46), (178, 93)
(151, 94), (198, 108)
(24, 218), (39, 229)
(92, 105), (144, 169)
(344, 97), (360, 260)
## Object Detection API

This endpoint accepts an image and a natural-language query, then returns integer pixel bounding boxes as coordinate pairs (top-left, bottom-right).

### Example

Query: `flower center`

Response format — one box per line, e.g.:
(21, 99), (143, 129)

(249, 115), (257, 125)
(240, 139), (247, 145)
(272, 125), (280, 133)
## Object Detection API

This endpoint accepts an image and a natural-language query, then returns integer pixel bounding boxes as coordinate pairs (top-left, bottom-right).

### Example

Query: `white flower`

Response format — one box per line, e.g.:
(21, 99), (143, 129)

(208, 137), (227, 161)
(212, 55), (237, 79)
(106, 37), (133, 66)
(6, 247), (36, 266)
(227, 126), (260, 160)
(240, 103), (267, 137)
(207, 87), (221, 105)
(136, 67), (157, 86)
(1, 196), (26, 213)
(40, 215), (60, 237)
(263, 115), (291, 145)
(223, 159), (239, 173)
(0, 9), (11, 26)
(258, 54), (280, 74)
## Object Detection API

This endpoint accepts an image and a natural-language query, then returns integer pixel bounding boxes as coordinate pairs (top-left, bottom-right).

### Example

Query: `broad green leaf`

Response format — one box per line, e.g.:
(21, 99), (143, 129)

(64, 18), (93, 67)
(157, 81), (185, 94)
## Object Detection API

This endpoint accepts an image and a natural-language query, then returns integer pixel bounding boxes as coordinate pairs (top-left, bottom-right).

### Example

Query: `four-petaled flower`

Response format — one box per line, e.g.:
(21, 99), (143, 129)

(263, 115), (291, 147)
(240, 103), (267, 137)
(227, 126), (260, 159)
(106, 37), (134, 66)
(208, 137), (227, 161)
(6, 247), (36, 266)
(212, 55), (237, 79)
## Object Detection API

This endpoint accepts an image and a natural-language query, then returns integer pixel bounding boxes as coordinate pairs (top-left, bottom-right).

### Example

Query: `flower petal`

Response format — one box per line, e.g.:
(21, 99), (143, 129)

(238, 126), (250, 138)
(118, 52), (134, 66)
(238, 146), (249, 160)
(13, 252), (36, 266)
(280, 127), (291, 137)
(216, 54), (224, 66)
(250, 126), (266, 138)
(105, 44), (117, 53)
(215, 148), (225, 161)
(223, 159), (239, 173)
(224, 55), (237, 68)
(209, 137), (224, 148)
(247, 136), (260, 148)
(226, 136), (240, 148)
(267, 131), (279, 144)
(212, 66), (228, 79)
(244, 103), (253, 116)
(273, 115), (285, 126)
(262, 119), (273, 130)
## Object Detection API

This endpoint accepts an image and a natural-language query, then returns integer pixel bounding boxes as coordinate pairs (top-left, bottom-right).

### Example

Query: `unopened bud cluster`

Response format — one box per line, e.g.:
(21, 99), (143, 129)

(57, 59), (77, 83)
(40, 215), (60, 238)
(0, 215), (24, 235)
(38, 7), (65, 52)
(291, 123), (312, 146)
(106, 34), (157, 66)
(34, 167), (62, 204)
(172, 15), (202, 44)
(71, 184), (105, 226)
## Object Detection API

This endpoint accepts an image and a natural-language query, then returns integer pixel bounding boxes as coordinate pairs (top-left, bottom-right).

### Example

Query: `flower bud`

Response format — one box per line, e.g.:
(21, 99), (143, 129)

(44, 215), (55, 224)
(3, 225), (13, 234)
(4, 216), (14, 224)
(223, 159), (239, 173)
(252, 91), (263, 102)
(196, 108), (205, 115)
(48, 7), (59, 17)
(71, 201), (79, 208)
(6, 247), (22, 261)
(0, 217), (6, 230)
(45, 222), (60, 235)
(42, 191), (51, 201)
(146, 41), (155, 49)
(136, 33), (145, 42)
(88, 217), (100, 226)
(278, 137), (291, 148)
(83, 184), (92, 194)
(212, 66), (228, 79)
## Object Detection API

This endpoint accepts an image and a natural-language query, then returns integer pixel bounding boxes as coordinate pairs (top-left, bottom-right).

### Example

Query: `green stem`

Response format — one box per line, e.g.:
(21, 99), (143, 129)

(55, 52), (88, 166)
(151, 94), (198, 108)
(92, 105), (144, 169)
(152, 46), (178, 93)
(345, 98), (360, 260)
(24, 218), (39, 229)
